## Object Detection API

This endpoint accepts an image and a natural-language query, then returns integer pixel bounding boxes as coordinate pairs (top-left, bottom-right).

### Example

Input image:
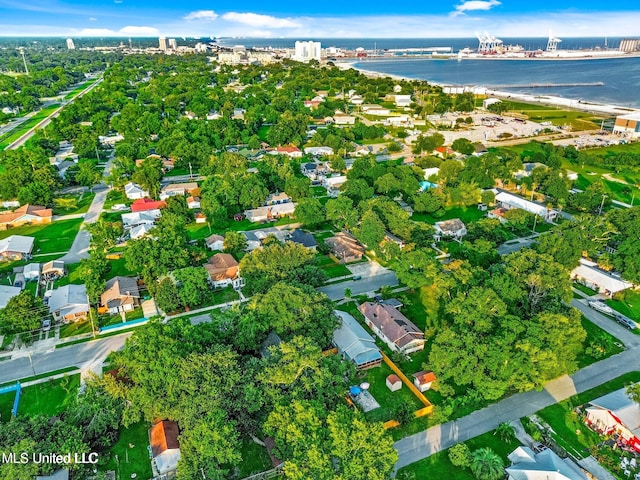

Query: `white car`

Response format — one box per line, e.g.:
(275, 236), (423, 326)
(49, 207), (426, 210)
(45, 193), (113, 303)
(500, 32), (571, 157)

(588, 300), (615, 316)
(112, 204), (130, 211)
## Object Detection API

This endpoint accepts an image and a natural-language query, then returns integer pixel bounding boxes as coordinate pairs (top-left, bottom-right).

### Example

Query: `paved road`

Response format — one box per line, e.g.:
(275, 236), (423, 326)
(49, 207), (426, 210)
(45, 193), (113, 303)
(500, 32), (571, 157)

(497, 233), (541, 256)
(0, 332), (132, 384)
(394, 300), (640, 470)
(59, 153), (114, 264)
(395, 345), (640, 469)
(318, 271), (398, 301)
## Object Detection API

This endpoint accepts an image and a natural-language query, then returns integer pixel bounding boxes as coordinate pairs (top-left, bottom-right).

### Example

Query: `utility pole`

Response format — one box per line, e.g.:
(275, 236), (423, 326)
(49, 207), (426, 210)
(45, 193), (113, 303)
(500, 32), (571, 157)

(598, 194), (608, 216)
(532, 214), (538, 234)
(19, 48), (29, 75)
(189, 161), (193, 180)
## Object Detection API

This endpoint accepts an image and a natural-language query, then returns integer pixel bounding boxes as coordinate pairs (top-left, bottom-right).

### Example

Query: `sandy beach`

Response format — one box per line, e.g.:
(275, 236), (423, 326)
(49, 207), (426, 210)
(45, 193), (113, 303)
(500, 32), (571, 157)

(340, 61), (640, 116)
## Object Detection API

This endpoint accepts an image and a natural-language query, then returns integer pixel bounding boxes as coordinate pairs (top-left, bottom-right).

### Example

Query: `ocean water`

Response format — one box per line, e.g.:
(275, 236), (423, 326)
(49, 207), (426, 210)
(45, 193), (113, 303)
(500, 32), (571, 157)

(217, 37), (640, 108)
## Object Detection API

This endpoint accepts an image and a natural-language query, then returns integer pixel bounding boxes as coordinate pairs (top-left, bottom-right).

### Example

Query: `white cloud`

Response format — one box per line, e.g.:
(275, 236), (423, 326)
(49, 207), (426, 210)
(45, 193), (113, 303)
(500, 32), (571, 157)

(183, 10), (218, 21)
(222, 12), (301, 29)
(119, 25), (159, 35)
(89, 17), (97, 21)
(452, 0), (501, 16)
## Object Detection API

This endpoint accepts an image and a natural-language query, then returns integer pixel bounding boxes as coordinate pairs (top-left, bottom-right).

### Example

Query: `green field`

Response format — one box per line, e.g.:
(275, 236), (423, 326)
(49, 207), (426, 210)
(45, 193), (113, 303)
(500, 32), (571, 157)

(52, 192), (95, 215)
(62, 78), (98, 100)
(103, 421), (153, 480)
(412, 206), (487, 225)
(607, 289), (640, 322)
(0, 218), (82, 254)
(0, 374), (80, 421)
(0, 104), (61, 149)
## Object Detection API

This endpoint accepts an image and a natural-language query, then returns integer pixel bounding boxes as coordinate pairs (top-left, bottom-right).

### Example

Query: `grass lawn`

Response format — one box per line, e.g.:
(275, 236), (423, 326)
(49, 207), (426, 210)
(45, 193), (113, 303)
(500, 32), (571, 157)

(62, 78), (98, 100)
(59, 319), (94, 338)
(235, 439), (273, 478)
(412, 206), (486, 225)
(0, 218), (82, 254)
(536, 371), (640, 461)
(317, 254), (350, 278)
(103, 421), (153, 480)
(257, 125), (270, 141)
(0, 104), (61, 149)
(103, 189), (130, 210)
(573, 282), (598, 297)
(576, 315), (624, 368)
(397, 429), (521, 479)
(606, 289), (640, 322)
(107, 257), (138, 279)
(52, 192), (95, 215)
(361, 362), (425, 424)
(0, 374), (80, 421)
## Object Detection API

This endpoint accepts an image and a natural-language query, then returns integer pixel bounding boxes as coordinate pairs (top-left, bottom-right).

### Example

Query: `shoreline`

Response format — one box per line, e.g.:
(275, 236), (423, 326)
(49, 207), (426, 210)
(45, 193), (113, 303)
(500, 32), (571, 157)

(341, 62), (640, 117)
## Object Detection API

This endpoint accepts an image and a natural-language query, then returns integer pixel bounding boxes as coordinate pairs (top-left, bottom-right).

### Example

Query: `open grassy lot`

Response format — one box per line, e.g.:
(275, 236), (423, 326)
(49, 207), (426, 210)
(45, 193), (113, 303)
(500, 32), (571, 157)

(576, 315), (624, 368)
(52, 192), (95, 215)
(500, 100), (604, 131)
(62, 78), (98, 100)
(606, 289), (640, 322)
(0, 104), (61, 149)
(361, 362), (425, 424)
(0, 218), (82, 254)
(412, 206), (487, 225)
(103, 189), (130, 210)
(59, 319), (94, 338)
(234, 438), (274, 478)
(103, 421), (153, 480)
(536, 371), (640, 461)
(573, 282), (597, 297)
(397, 429), (521, 479)
(0, 374), (80, 421)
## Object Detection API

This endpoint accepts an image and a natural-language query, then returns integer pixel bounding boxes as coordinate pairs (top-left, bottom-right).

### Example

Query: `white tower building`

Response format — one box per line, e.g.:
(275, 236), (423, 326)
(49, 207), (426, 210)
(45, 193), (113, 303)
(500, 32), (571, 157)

(293, 41), (322, 63)
(66, 38), (75, 50)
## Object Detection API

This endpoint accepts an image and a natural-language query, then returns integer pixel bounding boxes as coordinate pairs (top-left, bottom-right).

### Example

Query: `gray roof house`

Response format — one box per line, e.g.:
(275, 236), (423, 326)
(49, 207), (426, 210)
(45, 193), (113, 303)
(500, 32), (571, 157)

(0, 284), (22, 309)
(101, 276), (140, 314)
(359, 302), (425, 354)
(48, 284), (90, 323)
(333, 310), (382, 370)
(0, 235), (35, 261)
(506, 446), (587, 480)
(288, 229), (318, 250)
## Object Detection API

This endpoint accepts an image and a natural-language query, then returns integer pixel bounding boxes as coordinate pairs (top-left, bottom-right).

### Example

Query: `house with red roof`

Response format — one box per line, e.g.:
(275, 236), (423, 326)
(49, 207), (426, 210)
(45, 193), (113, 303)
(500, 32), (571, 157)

(270, 146), (303, 158)
(131, 198), (166, 213)
(149, 420), (181, 476)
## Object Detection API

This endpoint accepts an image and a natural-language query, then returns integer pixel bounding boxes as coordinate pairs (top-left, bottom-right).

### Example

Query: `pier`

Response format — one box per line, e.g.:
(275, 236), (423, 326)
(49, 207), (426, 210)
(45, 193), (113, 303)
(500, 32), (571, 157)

(489, 81), (605, 88)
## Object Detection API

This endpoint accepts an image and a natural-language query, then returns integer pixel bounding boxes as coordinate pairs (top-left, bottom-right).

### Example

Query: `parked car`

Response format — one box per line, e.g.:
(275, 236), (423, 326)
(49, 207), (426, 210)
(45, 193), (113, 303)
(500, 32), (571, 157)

(41, 319), (51, 332)
(615, 314), (637, 330)
(588, 300), (615, 315)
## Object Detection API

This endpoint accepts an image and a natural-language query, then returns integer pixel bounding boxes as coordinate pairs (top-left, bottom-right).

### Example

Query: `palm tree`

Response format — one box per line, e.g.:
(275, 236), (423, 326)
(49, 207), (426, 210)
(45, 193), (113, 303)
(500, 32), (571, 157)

(471, 447), (505, 480)
(494, 422), (516, 443)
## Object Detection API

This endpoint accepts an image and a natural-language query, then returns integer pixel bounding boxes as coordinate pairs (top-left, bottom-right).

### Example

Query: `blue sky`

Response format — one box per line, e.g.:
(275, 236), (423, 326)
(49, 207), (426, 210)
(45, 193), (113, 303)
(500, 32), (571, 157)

(1, 0), (639, 37)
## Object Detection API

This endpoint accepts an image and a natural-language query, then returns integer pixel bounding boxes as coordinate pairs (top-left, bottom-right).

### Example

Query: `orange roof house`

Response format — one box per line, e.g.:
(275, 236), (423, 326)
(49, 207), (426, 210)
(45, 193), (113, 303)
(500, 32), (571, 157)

(149, 420), (181, 475)
(0, 204), (52, 230)
(203, 253), (239, 288)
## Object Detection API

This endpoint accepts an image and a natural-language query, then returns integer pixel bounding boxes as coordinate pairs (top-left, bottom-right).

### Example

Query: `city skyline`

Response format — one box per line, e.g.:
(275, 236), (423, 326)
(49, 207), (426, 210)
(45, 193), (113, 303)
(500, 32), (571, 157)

(1, 1), (640, 38)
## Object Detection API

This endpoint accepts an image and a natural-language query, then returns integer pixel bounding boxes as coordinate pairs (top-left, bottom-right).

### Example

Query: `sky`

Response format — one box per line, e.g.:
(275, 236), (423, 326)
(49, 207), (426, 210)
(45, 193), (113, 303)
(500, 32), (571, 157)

(1, 0), (640, 38)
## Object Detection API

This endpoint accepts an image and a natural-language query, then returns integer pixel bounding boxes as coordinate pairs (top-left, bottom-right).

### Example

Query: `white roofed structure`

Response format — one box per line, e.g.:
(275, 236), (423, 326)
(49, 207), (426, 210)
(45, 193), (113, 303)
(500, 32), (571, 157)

(0, 284), (22, 309)
(506, 446), (587, 480)
(495, 191), (558, 222)
(585, 387), (640, 453)
(571, 258), (632, 296)
(333, 310), (382, 370)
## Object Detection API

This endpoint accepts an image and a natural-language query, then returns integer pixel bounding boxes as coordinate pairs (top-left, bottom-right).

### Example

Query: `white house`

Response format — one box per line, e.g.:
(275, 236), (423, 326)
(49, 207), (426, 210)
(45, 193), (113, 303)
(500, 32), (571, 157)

(394, 95), (413, 107)
(434, 219), (467, 241)
(129, 223), (155, 240)
(205, 234), (225, 251)
(585, 387), (640, 453)
(495, 191), (558, 222)
(159, 182), (198, 200)
(150, 420), (181, 476)
(48, 284), (89, 323)
(412, 371), (437, 392)
(571, 258), (632, 296)
(332, 310), (382, 370)
(333, 111), (356, 125)
(124, 182), (149, 200)
(0, 285), (21, 309)
(121, 210), (161, 229)
(506, 446), (588, 480)
(244, 203), (296, 223)
(304, 146), (334, 156)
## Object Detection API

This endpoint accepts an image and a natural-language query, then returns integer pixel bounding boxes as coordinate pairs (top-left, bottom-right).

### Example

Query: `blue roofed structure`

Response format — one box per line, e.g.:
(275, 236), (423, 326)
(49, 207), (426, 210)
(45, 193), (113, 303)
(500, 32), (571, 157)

(333, 310), (382, 370)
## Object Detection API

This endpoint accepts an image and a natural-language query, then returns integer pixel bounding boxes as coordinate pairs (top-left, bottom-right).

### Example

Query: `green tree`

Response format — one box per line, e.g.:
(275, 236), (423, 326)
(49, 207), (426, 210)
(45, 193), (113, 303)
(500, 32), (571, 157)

(132, 157), (163, 199)
(155, 278), (182, 313)
(470, 448), (504, 480)
(448, 443), (472, 468)
(86, 219), (123, 253)
(295, 197), (326, 228)
(75, 160), (102, 187)
(451, 137), (475, 155)
(223, 231), (248, 257)
(326, 196), (358, 229)
(174, 266), (211, 309)
(0, 290), (45, 334)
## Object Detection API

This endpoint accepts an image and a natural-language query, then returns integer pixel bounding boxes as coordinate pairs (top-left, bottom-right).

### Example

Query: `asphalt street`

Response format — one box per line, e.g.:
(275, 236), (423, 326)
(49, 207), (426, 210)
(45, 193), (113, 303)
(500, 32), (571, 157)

(318, 271), (398, 300)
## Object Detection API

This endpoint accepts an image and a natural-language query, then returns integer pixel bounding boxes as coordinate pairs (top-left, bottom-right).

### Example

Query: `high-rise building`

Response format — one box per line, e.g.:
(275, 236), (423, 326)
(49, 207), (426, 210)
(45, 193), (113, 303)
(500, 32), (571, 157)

(293, 41), (321, 63)
(66, 38), (75, 50)
(159, 37), (167, 51)
(168, 38), (177, 50)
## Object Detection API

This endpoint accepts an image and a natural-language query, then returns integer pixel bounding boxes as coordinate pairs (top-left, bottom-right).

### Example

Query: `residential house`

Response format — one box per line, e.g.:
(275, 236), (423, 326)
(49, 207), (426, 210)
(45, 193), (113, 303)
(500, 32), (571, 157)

(121, 210), (161, 229)
(396, 199), (414, 215)
(101, 276), (140, 314)
(159, 182), (199, 201)
(513, 162), (547, 180)
(98, 134), (124, 146)
(393, 95), (413, 107)
(242, 227), (290, 251)
(0, 235), (35, 261)
(23, 263), (41, 281)
(333, 110), (356, 125)
(42, 260), (65, 279)
(423, 167), (440, 180)
(203, 253), (241, 288)
(571, 258), (632, 297)
(333, 310), (382, 370)
(324, 174), (348, 197)
(264, 192), (292, 206)
(194, 212), (207, 224)
(349, 94), (364, 106)
(383, 232), (406, 249)
(359, 302), (425, 354)
(0, 204), (52, 230)
(385, 115), (413, 127)
(244, 203), (296, 223)
(585, 387), (640, 453)
(361, 104), (391, 116)
(129, 223), (155, 240)
(288, 229), (318, 250)
(412, 371), (437, 392)
(488, 207), (509, 224)
(271, 146), (303, 158)
(232, 108), (246, 120)
(434, 219), (467, 241)
(150, 420), (181, 476)
(304, 146), (334, 156)
(124, 182), (149, 200)
(380, 298), (404, 309)
(48, 284), (90, 323)
(495, 191), (558, 222)
(506, 446), (588, 480)
(186, 196), (201, 209)
(353, 145), (373, 157)
(131, 198), (166, 213)
(473, 143), (488, 156)
(205, 234), (225, 251)
(326, 232), (365, 263)
(0, 285), (21, 309)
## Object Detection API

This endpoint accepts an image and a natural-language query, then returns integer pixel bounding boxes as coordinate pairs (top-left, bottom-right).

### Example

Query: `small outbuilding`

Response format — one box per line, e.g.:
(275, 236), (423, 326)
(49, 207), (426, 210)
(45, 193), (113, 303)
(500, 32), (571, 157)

(386, 374), (403, 392)
(412, 370), (437, 392)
